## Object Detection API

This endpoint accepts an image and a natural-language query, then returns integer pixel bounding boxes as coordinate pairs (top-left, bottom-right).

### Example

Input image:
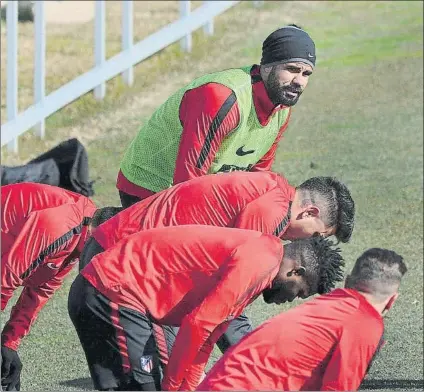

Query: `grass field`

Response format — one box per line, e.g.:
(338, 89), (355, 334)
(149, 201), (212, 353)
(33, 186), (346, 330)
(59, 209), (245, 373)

(1, 1), (423, 391)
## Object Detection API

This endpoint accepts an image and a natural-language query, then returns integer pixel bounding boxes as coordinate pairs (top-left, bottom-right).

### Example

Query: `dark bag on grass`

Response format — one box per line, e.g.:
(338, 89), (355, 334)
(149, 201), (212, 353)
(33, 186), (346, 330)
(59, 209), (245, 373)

(1, 138), (95, 197)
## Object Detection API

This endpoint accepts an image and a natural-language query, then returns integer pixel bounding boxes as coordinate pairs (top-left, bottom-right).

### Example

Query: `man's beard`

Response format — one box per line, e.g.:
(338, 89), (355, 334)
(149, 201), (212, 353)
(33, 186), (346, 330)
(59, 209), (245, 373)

(262, 277), (298, 304)
(262, 286), (279, 304)
(265, 67), (303, 107)
(262, 279), (289, 304)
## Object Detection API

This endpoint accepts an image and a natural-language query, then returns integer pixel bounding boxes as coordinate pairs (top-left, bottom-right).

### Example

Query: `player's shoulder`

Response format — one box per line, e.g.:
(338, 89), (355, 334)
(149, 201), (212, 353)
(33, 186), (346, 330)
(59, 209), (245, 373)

(256, 232), (283, 248)
(232, 232), (282, 261)
(254, 234), (284, 266)
(188, 82), (235, 102)
(217, 171), (280, 189)
(322, 289), (384, 334)
(321, 288), (364, 310)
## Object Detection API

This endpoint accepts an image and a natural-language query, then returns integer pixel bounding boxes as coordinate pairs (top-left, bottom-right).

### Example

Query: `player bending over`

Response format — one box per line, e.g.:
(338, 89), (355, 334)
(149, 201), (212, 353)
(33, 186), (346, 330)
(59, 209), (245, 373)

(198, 248), (407, 391)
(80, 171), (354, 355)
(0, 183), (121, 391)
(68, 225), (344, 391)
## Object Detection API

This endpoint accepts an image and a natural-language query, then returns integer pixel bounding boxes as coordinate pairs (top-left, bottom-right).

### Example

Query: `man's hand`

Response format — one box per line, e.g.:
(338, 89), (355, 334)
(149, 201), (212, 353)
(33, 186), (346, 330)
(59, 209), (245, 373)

(1, 346), (22, 391)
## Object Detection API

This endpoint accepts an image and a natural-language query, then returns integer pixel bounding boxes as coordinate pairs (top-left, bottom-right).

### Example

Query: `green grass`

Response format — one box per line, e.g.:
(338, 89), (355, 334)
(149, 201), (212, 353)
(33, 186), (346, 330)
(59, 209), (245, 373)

(1, 1), (423, 391)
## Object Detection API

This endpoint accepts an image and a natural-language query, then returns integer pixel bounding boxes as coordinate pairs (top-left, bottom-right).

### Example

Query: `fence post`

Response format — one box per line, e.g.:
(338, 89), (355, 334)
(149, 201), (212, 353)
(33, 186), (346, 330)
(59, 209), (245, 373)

(34, 0), (46, 139)
(121, 0), (134, 86)
(6, 1), (19, 153)
(202, 1), (214, 36)
(94, 0), (106, 100)
(179, 1), (192, 52)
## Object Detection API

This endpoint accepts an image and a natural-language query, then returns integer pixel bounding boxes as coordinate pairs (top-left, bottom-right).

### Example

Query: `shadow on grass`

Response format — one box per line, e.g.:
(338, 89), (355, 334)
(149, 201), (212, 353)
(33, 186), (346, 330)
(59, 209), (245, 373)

(360, 379), (424, 390)
(59, 377), (93, 390)
(59, 377), (424, 391)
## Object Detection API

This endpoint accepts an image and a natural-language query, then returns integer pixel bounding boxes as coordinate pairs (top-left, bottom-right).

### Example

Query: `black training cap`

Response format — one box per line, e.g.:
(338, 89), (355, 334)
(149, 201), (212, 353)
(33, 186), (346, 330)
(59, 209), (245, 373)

(261, 25), (316, 68)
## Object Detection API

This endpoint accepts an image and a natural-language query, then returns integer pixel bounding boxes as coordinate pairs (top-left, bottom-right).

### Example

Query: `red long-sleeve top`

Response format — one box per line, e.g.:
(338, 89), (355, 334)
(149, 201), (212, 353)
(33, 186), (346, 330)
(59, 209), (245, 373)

(81, 225), (284, 391)
(117, 65), (291, 199)
(197, 288), (385, 391)
(97, 171), (295, 251)
(1, 183), (96, 350)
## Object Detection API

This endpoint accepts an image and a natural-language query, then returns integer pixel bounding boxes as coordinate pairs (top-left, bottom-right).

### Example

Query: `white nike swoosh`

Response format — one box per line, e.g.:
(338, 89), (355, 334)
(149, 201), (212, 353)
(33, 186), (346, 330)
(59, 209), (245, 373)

(46, 262), (59, 270)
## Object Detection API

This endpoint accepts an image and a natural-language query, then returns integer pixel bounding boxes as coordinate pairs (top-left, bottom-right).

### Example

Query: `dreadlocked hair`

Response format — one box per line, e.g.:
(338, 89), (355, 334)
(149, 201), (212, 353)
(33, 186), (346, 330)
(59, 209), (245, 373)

(312, 236), (345, 294)
(284, 236), (345, 295)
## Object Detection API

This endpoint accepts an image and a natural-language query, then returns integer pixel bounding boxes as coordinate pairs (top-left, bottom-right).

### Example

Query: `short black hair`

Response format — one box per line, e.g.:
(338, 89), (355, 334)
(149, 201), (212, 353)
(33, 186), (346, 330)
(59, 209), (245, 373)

(91, 206), (123, 228)
(284, 236), (344, 294)
(345, 248), (407, 299)
(297, 176), (355, 243)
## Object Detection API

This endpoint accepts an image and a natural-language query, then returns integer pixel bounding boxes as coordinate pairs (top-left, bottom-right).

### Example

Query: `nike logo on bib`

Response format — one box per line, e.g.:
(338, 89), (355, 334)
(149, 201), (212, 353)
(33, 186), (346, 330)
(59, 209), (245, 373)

(236, 146), (255, 156)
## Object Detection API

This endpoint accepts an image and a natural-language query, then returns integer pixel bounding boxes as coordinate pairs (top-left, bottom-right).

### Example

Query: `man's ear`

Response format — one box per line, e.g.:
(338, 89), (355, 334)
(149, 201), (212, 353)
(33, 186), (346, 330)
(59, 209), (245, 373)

(287, 266), (306, 277)
(301, 205), (320, 219)
(296, 266), (306, 276)
(260, 65), (272, 80)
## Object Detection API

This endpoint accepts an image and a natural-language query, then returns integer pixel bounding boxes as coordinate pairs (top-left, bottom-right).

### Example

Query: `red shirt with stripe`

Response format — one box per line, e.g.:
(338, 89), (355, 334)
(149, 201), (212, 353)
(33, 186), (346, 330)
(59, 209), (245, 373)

(96, 171), (295, 251)
(81, 225), (284, 391)
(116, 65), (291, 199)
(197, 288), (384, 391)
(1, 183), (96, 350)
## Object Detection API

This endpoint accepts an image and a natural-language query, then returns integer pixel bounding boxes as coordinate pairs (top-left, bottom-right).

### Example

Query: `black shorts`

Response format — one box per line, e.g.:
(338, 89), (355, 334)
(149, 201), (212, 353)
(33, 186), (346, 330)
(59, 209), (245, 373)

(119, 191), (142, 209)
(68, 274), (177, 391)
(79, 236), (105, 272)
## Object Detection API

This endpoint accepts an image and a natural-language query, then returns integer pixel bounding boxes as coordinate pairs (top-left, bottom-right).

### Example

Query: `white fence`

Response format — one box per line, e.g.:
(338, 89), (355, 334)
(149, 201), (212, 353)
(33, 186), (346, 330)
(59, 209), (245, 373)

(1, 0), (264, 153)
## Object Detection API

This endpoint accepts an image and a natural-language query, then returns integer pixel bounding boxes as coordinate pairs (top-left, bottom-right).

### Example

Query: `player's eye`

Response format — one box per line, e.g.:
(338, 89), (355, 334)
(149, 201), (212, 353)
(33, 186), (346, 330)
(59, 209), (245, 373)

(286, 67), (301, 73)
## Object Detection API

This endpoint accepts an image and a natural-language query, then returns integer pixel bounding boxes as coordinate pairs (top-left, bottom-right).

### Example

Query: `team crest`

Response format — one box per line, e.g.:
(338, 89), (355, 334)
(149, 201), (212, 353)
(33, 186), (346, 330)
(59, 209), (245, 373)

(140, 355), (153, 373)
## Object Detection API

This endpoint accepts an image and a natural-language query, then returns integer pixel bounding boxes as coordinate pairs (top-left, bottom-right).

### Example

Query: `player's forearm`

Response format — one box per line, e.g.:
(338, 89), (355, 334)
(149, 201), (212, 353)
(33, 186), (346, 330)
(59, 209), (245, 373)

(162, 318), (211, 391)
(179, 341), (214, 390)
(1, 284), (57, 350)
(181, 323), (229, 390)
(250, 139), (279, 172)
(1, 262), (22, 311)
(251, 109), (290, 172)
(250, 152), (276, 172)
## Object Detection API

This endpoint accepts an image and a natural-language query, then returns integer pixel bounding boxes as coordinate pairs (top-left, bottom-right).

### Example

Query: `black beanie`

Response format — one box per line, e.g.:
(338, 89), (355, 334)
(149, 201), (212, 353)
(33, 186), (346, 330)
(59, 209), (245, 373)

(261, 25), (316, 68)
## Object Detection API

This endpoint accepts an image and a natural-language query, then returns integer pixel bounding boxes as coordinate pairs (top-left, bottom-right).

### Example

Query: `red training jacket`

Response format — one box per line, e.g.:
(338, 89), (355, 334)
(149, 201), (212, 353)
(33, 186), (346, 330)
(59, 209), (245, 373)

(197, 288), (385, 391)
(116, 65), (291, 199)
(81, 225), (284, 391)
(1, 183), (97, 350)
(96, 171), (295, 251)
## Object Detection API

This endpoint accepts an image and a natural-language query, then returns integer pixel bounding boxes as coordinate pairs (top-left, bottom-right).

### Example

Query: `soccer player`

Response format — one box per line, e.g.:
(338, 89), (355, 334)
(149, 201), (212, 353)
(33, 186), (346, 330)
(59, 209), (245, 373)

(0, 183), (120, 391)
(68, 225), (344, 391)
(197, 248), (407, 391)
(81, 171), (354, 354)
(116, 25), (316, 208)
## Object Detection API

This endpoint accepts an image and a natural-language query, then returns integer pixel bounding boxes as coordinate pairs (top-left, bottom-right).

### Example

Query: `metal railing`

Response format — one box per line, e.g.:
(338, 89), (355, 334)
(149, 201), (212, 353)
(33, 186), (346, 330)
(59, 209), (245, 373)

(1, 0), (264, 153)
